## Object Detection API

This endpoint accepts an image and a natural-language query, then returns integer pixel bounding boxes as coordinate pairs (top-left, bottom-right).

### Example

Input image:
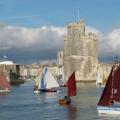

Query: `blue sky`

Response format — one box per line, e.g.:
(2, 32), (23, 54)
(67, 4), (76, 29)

(0, 0), (120, 63)
(0, 0), (120, 31)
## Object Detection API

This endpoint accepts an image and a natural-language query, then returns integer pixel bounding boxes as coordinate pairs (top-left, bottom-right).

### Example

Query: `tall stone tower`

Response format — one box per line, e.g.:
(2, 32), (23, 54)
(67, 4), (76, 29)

(64, 20), (98, 82)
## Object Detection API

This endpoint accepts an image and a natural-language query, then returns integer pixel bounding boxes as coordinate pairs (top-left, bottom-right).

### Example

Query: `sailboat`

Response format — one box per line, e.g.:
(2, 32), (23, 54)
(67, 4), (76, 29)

(96, 68), (102, 86)
(59, 71), (76, 105)
(34, 67), (59, 93)
(0, 71), (11, 92)
(97, 64), (120, 114)
(96, 68), (105, 87)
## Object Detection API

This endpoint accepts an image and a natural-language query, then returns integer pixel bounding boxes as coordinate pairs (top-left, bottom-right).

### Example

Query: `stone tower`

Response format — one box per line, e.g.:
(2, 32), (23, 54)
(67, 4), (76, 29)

(64, 20), (98, 82)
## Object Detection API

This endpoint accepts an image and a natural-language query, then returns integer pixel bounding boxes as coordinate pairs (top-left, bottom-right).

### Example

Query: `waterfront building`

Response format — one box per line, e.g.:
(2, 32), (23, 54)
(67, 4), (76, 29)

(29, 65), (40, 77)
(19, 65), (29, 77)
(64, 20), (98, 82)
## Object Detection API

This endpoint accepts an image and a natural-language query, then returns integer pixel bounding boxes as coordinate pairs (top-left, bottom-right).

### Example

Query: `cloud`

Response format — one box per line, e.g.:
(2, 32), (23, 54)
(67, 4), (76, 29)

(86, 26), (102, 37)
(99, 29), (120, 56)
(0, 25), (66, 51)
(0, 24), (120, 63)
(86, 26), (120, 56)
(104, 29), (120, 55)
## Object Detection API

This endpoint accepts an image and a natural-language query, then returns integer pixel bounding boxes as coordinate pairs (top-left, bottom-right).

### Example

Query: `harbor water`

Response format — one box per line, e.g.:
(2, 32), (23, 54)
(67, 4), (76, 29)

(0, 81), (120, 120)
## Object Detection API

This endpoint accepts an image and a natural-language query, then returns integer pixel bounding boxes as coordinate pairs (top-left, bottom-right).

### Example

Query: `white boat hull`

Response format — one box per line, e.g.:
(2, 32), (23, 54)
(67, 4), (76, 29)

(34, 90), (40, 94)
(97, 106), (120, 114)
(0, 89), (10, 93)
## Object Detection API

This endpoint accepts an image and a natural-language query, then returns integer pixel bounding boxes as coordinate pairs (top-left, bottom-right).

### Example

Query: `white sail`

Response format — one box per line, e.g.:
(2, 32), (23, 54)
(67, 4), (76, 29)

(96, 69), (102, 85)
(44, 68), (59, 89)
(37, 67), (59, 89)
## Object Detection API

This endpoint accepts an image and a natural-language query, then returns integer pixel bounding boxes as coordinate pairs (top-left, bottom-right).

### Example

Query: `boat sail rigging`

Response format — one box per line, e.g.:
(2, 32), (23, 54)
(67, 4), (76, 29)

(97, 64), (120, 114)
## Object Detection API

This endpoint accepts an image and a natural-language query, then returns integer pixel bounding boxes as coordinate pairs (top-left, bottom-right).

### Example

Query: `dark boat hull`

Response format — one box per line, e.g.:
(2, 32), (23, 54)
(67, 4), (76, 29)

(34, 88), (58, 93)
(60, 84), (67, 87)
(40, 89), (57, 92)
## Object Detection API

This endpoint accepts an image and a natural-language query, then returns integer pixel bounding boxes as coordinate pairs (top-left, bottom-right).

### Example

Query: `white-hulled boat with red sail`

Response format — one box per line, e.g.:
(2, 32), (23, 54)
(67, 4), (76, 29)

(34, 67), (59, 93)
(59, 71), (76, 105)
(0, 71), (11, 92)
(97, 64), (120, 114)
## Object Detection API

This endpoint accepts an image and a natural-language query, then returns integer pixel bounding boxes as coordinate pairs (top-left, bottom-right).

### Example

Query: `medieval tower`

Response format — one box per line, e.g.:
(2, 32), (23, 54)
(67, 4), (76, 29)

(64, 20), (98, 82)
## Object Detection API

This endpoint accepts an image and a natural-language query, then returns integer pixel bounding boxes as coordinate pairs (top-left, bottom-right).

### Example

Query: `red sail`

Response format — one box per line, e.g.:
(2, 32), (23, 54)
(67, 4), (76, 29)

(67, 72), (76, 97)
(98, 67), (113, 106)
(0, 71), (11, 90)
(113, 65), (120, 102)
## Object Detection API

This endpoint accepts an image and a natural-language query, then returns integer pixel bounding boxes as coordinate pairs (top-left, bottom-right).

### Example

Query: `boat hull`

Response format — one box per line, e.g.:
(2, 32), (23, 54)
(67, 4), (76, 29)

(97, 106), (120, 114)
(59, 96), (71, 105)
(34, 90), (40, 93)
(59, 99), (71, 105)
(40, 89), (57, 92)
(0, 89), (10, 93)
(34, 89), (58, 93)
(60, 84), (67, 87)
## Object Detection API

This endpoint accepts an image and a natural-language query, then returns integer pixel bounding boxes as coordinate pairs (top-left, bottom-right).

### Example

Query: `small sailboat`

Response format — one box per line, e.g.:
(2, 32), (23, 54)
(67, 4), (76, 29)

(34, 67), (59, 93)
(96, 68), (102, 86)
(97, 64), (120, 114)
(96, 68), (105, 87)
(59, 71), (76, 105)
(0, 71), (11, 93)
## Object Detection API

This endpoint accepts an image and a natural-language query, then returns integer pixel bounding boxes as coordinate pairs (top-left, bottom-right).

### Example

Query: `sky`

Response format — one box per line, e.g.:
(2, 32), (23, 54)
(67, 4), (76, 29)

(0, 0), (120, 63)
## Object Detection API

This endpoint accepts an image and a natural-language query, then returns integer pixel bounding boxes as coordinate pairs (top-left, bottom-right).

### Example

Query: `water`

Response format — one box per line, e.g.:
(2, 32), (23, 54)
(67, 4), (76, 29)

(0, 81), (120, 120)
